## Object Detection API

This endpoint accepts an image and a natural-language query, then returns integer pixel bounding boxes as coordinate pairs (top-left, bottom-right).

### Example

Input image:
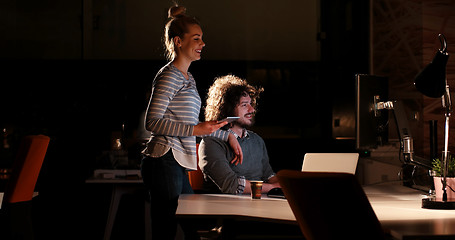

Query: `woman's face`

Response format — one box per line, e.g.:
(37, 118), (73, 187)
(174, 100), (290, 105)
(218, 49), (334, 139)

(177, 24), (205, 62)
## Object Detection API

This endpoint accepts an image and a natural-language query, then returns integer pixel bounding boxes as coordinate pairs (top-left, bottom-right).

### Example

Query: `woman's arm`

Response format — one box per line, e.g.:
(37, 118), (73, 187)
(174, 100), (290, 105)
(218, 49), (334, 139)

(145, 74), (194, 136)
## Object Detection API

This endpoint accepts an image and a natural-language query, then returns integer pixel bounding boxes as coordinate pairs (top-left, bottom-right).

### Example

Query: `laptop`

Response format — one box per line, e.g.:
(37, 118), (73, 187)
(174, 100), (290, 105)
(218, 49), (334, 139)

(267, 153), (359, 199)
(301, 153), (359, 174)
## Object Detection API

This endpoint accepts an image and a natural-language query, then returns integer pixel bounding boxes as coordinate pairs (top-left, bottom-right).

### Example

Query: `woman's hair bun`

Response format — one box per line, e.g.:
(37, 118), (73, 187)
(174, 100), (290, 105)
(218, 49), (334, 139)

(168, 5), (186, 19)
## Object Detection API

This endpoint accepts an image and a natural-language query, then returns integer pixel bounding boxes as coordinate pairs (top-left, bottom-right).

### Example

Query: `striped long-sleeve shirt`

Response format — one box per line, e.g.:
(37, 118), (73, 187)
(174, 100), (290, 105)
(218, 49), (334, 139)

(142, 63), (228, 170)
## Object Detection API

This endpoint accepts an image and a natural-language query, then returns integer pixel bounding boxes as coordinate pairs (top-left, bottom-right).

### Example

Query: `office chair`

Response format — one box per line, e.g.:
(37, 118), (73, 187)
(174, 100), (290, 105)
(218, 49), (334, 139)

(188, 143), (204, 192)
(187, 165), (204, 192)
(277, 170), (386, 240)
(0, 135), (50, 240)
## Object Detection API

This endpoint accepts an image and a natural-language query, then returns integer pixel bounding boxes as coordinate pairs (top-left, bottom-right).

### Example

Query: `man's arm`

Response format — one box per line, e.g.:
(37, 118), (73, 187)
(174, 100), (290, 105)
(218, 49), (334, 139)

(198, 137), (243, 194)
(255, 133), (280, 192)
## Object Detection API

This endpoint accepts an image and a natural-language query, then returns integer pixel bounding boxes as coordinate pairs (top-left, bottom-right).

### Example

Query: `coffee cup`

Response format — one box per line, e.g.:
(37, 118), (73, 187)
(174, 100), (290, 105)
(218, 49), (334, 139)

(250, 180), (263, 199)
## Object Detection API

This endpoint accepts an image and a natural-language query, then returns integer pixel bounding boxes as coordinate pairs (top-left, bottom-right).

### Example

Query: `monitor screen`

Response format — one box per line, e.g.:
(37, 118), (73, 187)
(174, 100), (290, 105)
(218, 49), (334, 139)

(355, 74), (389, 152)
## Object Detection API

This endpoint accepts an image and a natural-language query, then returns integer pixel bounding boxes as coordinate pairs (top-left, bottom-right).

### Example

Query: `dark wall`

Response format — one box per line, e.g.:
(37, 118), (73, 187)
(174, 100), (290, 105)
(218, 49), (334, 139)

(320, 0), (370, 146)
(0, 0), (371, 178)
(0, 2), (370, 238)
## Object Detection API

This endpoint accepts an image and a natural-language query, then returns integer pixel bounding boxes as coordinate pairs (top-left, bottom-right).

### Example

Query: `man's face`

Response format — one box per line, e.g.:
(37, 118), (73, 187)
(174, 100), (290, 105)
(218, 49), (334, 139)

(234, 94), (255, 128)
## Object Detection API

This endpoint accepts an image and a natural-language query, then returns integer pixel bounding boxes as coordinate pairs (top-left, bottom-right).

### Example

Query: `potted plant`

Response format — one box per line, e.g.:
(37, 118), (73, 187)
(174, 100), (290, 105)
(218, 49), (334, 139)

(432, 155), (455, 200)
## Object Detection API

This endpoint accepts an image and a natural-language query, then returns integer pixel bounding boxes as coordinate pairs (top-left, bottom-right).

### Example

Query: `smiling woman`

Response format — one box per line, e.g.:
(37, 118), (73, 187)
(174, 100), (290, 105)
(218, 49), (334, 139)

(140, 5), (242, 240)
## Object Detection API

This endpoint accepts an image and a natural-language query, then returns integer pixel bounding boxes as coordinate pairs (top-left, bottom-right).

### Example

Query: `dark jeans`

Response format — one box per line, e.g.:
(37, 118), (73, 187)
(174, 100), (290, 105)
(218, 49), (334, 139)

(141, 151), (195, 240)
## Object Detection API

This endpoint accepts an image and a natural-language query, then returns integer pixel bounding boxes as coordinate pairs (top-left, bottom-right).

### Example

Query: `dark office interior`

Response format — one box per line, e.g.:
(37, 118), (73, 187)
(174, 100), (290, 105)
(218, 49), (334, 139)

(1, 0), (455, 239)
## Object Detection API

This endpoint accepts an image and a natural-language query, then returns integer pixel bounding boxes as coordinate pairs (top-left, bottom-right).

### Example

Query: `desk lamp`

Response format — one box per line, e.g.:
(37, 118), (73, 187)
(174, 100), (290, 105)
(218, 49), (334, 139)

(415, 34), (454, 209)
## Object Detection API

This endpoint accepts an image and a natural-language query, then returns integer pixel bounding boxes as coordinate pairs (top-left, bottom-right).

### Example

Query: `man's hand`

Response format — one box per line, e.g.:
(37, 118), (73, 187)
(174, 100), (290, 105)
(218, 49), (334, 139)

(228, 133), (243, 165)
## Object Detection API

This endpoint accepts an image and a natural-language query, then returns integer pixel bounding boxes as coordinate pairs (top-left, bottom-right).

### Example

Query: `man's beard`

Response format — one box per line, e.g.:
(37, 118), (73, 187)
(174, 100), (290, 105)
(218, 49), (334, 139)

(237, 117), (255, 129)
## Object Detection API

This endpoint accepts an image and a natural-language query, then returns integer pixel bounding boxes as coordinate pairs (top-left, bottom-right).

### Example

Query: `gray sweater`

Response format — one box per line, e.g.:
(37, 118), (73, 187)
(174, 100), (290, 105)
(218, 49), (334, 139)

(198, 130), (275, 194)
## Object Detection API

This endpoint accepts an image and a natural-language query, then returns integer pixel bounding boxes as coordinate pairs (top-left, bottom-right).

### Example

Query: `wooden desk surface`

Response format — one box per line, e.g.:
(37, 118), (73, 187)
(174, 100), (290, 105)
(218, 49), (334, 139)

(84, 173), (455, 239)
(177, 193), (296, 224)
(177, 183), (455, 240)
(365, 184), (455, 239)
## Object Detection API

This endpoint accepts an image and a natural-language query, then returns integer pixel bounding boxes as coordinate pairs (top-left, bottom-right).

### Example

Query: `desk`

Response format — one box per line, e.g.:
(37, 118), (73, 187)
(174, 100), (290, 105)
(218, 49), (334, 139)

(365, 184), (455, 240)
(86, 176), (150, 240)
(177, 183), (455, 240)
(0, 192), (39, 209)
(177, 194), (295, 224)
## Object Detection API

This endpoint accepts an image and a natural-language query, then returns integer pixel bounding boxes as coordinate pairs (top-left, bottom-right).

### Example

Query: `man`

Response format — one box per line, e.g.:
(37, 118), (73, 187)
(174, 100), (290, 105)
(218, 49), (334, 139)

(198, 75), (280, 194)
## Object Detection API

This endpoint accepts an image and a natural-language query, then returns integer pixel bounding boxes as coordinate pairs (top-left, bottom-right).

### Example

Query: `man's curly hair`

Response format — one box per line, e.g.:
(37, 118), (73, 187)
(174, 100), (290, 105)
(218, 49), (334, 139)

(204, 75), (263, 122)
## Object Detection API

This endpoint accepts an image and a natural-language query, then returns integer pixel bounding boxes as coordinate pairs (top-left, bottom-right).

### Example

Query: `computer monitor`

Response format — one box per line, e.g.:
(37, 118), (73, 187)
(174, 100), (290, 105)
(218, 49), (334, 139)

(355, 74), (389, 153)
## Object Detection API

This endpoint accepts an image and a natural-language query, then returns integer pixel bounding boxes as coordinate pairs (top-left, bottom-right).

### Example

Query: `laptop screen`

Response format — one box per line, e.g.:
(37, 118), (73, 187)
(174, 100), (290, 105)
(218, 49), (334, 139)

(301, 153), (359, 174)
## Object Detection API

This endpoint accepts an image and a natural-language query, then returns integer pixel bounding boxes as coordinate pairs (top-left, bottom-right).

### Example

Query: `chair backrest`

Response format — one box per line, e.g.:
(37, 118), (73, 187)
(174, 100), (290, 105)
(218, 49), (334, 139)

(277, 170), (385, 240)
(188, 143), (204, 191)
(4, 135), (50, 204)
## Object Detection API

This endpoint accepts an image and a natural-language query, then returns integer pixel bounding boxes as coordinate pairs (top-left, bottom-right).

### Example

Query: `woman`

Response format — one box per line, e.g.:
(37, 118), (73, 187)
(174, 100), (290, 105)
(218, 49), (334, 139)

(141, 5), (242, 240)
